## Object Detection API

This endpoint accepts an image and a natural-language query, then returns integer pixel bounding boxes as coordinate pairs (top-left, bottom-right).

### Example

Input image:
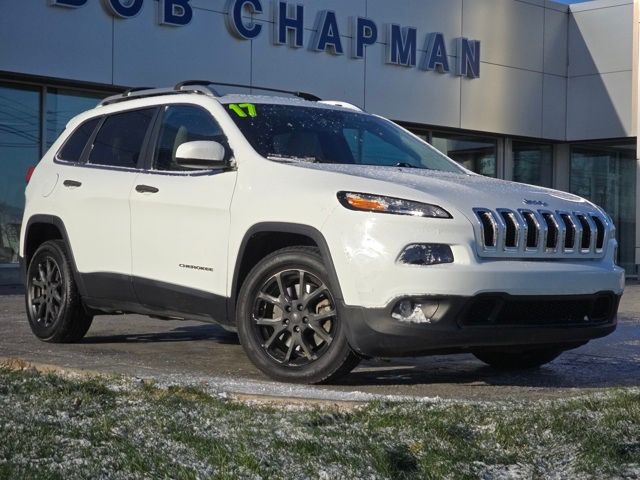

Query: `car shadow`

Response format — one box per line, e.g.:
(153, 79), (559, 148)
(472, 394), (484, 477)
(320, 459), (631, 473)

(337, 350), (640, 390)
(82, 324), (240, 345)
(79, 316), (639, 391)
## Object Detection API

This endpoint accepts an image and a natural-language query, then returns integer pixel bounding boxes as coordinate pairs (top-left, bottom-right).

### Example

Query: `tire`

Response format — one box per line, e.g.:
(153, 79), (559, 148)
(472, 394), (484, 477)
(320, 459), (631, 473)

(473, 348), (563, 370)
(25, 240), (93, 343)
(236, 246), (360, 384)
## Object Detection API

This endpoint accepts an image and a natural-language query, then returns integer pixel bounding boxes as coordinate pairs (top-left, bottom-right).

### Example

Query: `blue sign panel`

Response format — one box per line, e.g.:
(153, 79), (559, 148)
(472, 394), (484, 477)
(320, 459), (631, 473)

(49, 0), (88, 7)
(274, 1), (304, 48)
(422, 33), (450, 73)
(103, 0), (144, 18)
(312, 11), (344, 55)
(48, 0), (481, 79)
(457, 38), (481, 78)
(159, 0), (193, 26)
(386, 25), (418, 67)
(226, 0), (263, 40)
(352, 17), (377, 60)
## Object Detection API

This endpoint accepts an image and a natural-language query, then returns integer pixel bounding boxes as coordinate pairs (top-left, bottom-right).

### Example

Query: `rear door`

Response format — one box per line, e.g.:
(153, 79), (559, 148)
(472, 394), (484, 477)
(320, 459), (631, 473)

(129, 104), (237, 321)
(54, 107), (156, 303)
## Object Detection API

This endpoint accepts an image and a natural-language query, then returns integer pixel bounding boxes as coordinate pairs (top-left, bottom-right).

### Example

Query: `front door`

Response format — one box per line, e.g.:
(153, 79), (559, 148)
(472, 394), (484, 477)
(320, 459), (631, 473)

(129, 104), (237, 321)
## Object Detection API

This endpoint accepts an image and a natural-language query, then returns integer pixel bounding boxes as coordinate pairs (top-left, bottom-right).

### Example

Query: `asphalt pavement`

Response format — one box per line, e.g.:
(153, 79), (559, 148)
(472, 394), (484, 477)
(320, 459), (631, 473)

(1, 284), (638, 401)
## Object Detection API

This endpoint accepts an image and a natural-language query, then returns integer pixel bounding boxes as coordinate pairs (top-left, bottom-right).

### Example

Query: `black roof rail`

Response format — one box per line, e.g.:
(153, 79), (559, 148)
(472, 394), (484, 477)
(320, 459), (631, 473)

(99, 86), (216, 107)
(99, 81), (322, 107)
(122, 86), (154, 97)
(174, 80), (222, 96)
(173, 80), (322, 102)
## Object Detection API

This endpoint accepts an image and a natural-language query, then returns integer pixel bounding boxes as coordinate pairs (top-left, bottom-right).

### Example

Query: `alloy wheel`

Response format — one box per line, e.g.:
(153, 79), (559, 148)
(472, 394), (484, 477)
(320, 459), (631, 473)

(28, 256), (64, 328)
(251, 269), (337, 367)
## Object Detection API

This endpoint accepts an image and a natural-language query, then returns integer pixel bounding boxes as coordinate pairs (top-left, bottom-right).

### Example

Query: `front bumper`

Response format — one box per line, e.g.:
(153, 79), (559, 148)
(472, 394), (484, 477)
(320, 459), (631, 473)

(342, 291), (620, 357)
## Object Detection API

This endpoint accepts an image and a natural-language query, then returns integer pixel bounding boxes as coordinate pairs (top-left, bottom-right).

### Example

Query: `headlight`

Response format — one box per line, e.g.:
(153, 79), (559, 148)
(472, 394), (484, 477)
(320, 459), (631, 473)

(337, 192), (452, 219)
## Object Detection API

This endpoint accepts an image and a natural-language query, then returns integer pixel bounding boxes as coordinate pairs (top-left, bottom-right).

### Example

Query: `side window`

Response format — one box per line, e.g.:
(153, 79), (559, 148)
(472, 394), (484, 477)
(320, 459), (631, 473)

(154, 105), (226, 171)
(88, 108), (155, 168)
(57, 117), (100, 163)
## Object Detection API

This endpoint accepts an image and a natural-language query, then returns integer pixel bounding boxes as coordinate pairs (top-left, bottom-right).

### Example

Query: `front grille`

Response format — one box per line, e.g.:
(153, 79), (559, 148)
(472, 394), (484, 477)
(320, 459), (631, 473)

(461, 293), (618, 327)
(473, 208), (611, 258)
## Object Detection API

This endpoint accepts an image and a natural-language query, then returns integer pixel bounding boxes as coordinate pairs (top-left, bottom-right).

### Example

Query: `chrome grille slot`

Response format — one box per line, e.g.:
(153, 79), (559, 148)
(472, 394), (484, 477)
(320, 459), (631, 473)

(576, 214), (591, 251)
(473, 207), (609, 259)
(560, 214), (575, 250)
(499, 211), (518, 248)
(542, 212), (559, 250)
(521, 211), (539, 249)
(592, 215), (606, 250)
(477, 210), (497, 248)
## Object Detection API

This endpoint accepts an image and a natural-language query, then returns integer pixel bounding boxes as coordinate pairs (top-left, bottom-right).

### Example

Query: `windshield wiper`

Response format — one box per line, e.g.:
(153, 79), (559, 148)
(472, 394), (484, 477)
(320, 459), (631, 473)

(267, 154), (319, 164)
(395, 162), (418, 169)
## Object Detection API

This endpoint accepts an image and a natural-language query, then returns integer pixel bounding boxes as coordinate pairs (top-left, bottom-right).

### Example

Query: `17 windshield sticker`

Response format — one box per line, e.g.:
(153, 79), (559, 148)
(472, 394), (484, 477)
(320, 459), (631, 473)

(228, 103), (257, 118)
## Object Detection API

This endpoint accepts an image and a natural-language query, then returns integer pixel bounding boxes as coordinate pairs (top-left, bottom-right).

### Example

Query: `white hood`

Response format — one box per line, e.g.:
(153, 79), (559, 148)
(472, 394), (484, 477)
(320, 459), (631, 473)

(297, 163), (600, 216)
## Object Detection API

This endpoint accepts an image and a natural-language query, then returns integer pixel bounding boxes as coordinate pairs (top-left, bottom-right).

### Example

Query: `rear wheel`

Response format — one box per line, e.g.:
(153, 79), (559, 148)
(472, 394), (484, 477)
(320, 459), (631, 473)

(25, 240), (93, 343)
(473, 348), (563, 370)
(236, 246), (359, 384)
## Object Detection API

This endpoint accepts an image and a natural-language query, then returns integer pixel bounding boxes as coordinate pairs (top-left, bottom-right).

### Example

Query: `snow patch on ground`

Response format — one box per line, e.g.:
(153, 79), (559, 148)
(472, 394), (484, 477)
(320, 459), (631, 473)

(139, 372), (448, 404)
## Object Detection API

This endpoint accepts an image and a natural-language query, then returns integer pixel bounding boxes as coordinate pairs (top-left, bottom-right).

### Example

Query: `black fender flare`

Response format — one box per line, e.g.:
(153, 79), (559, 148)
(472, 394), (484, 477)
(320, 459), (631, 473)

(228, 222), (344, 323)
(23, 215), (87, 297)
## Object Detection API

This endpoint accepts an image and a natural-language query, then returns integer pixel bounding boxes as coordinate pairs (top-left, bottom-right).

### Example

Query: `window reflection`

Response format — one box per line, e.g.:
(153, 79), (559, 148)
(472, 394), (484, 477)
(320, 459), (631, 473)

(0, 83), (40, 265)
(0, 83), (108, 271)
(513, 141), (553, 187)
(46, 88), (104, 148)
(431, 133), (497, 177)
(570, 142), (637, 272)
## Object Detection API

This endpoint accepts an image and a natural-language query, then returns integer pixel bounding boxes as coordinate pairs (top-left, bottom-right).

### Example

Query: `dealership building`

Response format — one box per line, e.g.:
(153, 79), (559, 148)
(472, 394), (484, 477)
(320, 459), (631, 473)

(0, 0), (638, 284)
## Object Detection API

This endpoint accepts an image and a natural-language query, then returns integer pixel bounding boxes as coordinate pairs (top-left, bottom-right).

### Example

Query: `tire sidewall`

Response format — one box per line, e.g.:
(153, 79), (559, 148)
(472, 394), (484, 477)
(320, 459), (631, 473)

(236, 248), (352, 384)
(25, 241), (73, 341)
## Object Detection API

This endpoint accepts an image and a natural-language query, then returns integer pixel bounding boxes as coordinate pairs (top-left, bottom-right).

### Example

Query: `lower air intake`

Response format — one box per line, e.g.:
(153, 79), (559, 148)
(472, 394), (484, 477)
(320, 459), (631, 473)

(461, 293), (618, 327)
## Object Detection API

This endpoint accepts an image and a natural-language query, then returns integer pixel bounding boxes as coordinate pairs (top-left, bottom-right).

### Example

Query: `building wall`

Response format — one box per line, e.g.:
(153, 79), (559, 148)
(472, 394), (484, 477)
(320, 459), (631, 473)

(5, 0), (626, 142)
(566, 0), (635, 141)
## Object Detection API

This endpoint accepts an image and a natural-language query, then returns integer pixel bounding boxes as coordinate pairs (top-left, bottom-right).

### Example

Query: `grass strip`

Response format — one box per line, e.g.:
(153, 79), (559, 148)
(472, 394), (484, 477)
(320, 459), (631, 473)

(0, 368), (638, 479)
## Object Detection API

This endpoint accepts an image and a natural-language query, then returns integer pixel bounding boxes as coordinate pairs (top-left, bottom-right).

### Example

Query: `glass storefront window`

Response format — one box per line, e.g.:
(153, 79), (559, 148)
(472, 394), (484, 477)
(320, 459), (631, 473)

(46, 88), (104, 148)
(0, 82), (109, 276)
(0, 83), (40, 265)
(570, 142), (637, 272)
(513, 141), (553, 187)
(431, 133), (497, 177)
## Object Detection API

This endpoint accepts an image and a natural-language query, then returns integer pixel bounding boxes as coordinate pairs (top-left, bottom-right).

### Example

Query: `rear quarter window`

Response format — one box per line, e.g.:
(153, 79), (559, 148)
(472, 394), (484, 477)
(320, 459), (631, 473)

(57, 117), (100, 163)
(88, 108), (155, 169)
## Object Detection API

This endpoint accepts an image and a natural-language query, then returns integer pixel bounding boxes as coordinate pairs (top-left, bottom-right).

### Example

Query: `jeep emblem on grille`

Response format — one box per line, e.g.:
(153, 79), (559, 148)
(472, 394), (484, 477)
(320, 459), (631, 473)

(523, 199), (548, 207)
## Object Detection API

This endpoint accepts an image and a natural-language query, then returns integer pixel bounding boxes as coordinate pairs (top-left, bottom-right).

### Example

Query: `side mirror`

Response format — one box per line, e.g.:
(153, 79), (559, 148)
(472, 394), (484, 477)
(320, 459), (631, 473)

(175, 141), (227, 169)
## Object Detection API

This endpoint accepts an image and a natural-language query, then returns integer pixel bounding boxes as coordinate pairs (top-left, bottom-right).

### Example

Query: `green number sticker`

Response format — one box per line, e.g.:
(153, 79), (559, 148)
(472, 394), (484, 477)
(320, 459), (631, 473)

(228, 103), (257, 118)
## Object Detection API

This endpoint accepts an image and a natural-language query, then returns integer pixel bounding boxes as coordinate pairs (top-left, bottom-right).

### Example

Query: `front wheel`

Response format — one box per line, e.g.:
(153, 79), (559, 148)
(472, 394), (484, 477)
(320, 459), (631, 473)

(236, 246), (360, 384)
(473, 348), (563, 370)
(25, 240), (93, 343)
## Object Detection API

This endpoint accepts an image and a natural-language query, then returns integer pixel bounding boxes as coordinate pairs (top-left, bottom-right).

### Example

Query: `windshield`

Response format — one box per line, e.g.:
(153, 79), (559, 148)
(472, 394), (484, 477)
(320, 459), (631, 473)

(226, 103), (464, 173)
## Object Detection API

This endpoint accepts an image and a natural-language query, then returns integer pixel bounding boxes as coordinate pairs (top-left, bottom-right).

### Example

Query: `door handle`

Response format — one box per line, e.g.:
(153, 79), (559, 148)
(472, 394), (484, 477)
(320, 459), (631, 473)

(135, 184), (159, 194)
(63, 180), (82, 188)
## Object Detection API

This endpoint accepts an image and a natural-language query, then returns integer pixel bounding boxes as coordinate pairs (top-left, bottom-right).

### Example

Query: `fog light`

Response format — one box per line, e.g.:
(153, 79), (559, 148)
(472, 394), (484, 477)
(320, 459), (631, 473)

(398, 244), (454, 266)
(392, 299), (440, 324)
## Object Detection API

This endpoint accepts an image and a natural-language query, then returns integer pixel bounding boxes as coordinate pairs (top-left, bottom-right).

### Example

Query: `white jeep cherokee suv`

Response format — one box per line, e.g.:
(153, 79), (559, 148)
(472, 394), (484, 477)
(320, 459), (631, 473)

(20, 81), (624, 384)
